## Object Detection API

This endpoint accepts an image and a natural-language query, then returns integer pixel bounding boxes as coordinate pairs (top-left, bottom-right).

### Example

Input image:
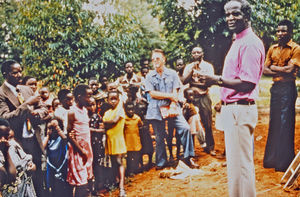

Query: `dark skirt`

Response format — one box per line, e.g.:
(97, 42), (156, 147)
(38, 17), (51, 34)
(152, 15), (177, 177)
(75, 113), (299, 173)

(139, 121), (154, 154)
(263, 81), (297, 172)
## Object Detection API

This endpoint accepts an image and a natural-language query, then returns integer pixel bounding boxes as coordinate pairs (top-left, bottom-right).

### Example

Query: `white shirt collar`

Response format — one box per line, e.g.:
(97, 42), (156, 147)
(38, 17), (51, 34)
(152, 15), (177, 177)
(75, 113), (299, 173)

(4, 81), (18, 97)
(123, 73), (139, 83)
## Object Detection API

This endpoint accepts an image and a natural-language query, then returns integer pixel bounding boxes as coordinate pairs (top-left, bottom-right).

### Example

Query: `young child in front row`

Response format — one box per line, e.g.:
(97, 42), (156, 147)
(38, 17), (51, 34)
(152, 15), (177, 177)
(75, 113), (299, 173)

(103, 91), (127, 197)
(183, 88), (206, 148)
(135, 101), (154, 171)
(43, 117), (71, 197)
(86, 97), (112, 195)
(67, 84), (93, 197)
(0, 118), (36, 197)
(124, 101), (143, 176)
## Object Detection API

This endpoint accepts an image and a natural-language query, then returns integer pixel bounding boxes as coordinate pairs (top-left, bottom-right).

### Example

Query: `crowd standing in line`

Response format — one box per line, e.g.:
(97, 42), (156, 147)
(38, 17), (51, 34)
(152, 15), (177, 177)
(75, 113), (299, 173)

(0, 0), (299, 197)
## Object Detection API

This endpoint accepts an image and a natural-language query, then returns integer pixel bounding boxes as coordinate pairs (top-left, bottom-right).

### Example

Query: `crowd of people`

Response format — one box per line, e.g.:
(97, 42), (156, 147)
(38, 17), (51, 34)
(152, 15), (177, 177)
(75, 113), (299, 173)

(0, 0), (299, 197)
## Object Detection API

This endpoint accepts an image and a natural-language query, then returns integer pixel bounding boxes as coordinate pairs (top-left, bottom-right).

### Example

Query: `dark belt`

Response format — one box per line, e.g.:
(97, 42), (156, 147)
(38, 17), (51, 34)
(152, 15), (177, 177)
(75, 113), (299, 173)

(221, 100), (255, 105)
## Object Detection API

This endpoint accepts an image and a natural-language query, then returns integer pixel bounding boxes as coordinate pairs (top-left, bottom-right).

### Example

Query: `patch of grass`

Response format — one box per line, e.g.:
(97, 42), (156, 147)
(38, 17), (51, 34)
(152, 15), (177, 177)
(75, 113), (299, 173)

(209, 76), (273, 109)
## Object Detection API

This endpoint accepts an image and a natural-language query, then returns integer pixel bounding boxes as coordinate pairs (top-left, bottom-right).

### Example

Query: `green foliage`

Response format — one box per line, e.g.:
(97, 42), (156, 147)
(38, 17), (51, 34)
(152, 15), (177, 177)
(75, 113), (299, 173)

(0, 0), (21, 83)
(100, 0), (164, 72)
(8, 0), (101, 90)
(150, 0), (230, 72)
(250, 0), (300, 48)
(0, 0), (160, 91)
(99, 13), (153, 78)
(1, 0), (299, 89)
(150, 0), (299, 73)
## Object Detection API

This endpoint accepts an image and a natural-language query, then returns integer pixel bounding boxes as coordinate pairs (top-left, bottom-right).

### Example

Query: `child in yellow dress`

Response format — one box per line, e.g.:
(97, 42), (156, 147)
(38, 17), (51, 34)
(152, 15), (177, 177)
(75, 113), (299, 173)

(124, 101), (143, 176)
(103, 91), (127, 197)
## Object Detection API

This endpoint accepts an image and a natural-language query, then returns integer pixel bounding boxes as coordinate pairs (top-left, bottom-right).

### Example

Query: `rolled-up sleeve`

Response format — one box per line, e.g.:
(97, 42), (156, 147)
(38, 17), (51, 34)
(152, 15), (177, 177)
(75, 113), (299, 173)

(291, 45), (300, 67)
(264, 46), (273, 67)
(0, 151), (5, 168)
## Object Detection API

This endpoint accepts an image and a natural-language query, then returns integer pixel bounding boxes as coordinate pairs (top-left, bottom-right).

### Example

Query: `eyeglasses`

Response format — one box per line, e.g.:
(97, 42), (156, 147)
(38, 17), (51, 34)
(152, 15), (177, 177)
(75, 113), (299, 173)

(192, 51), (203, 54)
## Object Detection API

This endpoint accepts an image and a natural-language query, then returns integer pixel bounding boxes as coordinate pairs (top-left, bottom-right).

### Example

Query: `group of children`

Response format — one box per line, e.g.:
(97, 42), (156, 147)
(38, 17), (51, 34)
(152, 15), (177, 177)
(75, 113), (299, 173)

(0, 64), (212, 197)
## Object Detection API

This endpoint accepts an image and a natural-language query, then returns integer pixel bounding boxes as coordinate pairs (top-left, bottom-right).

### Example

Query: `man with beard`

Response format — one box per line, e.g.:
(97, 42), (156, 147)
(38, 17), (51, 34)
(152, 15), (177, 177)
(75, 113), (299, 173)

(182, 46), (216, 156)
(196, 0), (265, 196)
(0, 60), (48, 196)
(263, 19), (300, 172)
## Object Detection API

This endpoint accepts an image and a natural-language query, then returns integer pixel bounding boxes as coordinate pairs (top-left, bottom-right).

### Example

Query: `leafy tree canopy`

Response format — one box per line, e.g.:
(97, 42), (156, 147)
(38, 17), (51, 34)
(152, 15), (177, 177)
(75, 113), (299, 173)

(0, 0), (299, 87)
(150, 0), (299, 73)
(0, 0), (161, 90)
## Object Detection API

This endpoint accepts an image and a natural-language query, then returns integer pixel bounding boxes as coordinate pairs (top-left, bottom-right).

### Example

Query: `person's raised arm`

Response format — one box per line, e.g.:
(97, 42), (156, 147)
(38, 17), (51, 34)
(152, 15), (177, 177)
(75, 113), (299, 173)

(182, 62), (198, 85)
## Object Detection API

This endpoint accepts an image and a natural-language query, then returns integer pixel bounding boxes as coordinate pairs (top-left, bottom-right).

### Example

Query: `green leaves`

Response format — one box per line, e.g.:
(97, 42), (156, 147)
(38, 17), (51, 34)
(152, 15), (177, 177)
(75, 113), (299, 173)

(0, 0), (159, 91)
(1, 0), (298, 89)
(151, 0), (299, 73)
(250, 0), (299, 46)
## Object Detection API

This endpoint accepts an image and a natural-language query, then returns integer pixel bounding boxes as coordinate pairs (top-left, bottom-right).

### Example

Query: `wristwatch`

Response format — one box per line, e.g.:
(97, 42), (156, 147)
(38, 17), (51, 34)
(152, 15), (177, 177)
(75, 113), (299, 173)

(217, 76), (223, 86)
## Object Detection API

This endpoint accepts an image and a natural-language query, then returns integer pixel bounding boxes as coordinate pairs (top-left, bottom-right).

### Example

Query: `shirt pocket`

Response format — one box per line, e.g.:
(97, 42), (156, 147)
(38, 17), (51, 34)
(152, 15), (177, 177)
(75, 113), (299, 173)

(151, 78), (160, 91)
(165, 78), (173, 92)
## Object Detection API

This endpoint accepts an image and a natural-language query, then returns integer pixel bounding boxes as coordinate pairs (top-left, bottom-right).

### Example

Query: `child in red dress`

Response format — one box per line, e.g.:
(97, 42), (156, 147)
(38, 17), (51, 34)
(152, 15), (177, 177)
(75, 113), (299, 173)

(67, 84), (93, 197)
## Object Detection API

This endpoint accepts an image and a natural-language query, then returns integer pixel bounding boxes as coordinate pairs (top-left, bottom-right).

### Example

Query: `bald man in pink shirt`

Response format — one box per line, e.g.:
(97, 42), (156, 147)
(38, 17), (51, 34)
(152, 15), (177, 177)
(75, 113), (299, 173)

(198, 0), (265, 196)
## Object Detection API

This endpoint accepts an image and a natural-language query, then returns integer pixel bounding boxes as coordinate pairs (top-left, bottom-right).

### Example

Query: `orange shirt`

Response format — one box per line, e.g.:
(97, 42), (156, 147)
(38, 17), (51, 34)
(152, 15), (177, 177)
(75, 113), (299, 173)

(124, 114), (142, 151)
(265, 40), (300, 82)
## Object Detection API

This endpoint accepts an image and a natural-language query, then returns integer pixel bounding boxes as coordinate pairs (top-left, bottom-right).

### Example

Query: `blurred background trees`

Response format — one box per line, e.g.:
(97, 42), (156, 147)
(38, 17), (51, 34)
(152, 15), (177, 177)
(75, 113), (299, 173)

(150, 0), (299, 73)
(0, 0), (299, 90)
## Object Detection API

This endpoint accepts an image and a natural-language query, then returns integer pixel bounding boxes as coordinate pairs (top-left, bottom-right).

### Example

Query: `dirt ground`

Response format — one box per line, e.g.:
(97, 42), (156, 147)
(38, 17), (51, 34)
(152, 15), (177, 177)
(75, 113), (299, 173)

(104, 111), (300, 197)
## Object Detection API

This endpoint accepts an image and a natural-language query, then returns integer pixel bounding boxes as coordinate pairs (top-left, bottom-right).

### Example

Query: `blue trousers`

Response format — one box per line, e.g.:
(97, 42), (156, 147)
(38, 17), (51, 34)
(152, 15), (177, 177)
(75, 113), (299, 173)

(149, 115), (194, 167)
(263, 81), (297, 172)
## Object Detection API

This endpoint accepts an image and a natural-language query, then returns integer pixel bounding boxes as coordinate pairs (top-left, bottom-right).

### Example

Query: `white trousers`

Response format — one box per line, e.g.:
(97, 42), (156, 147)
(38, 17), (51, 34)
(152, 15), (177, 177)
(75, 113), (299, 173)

(221, 104), (257, 197)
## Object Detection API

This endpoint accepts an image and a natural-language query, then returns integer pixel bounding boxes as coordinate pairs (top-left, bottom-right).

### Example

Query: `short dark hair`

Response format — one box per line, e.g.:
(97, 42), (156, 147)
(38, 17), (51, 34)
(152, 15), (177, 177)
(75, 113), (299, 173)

(125, 61), (133, 66)
(141, 67), (149, 71)
(184, 88), (194, 98)
(57, 89), (71, 102)
(140, 59), (149, 66)
(107, 90), (119, 98)
(0, 118), (10, 128)
(22, 76), (35, 85)
(278, 19), (293, 34)
(73, 84), (90, 101)
(1, 59), (18, 77)
(47, 117), (64, 131)
(225, 0), (251, 20)
(88, 77), (98, 83)
(124, 101), (134, 110)
(52, 97), (60, 106)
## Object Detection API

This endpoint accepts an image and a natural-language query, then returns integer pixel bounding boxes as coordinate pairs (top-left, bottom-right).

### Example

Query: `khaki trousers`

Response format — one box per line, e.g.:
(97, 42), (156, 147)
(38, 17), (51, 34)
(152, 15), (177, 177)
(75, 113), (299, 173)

(221, 104), (257, 197)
